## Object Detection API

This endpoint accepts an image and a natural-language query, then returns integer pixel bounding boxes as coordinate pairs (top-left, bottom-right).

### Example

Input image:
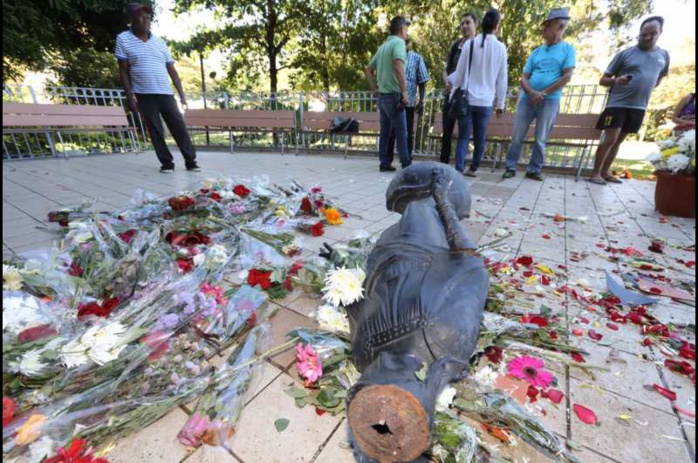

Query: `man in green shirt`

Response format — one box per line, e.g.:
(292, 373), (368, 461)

(365, 16), (412, 172)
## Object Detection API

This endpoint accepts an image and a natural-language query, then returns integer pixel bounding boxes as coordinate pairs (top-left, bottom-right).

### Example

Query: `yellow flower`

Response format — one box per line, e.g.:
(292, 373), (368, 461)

(3, 264), (23, 291)
(661, 147), (680, 159)
(322, 207), (343, 225)
(15, 414), (46, 446)
(274, 206), (290, 218)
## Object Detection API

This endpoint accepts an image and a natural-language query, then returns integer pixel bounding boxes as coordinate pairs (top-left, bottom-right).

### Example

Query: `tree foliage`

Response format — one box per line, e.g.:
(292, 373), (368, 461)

(3, 0), (137, 83)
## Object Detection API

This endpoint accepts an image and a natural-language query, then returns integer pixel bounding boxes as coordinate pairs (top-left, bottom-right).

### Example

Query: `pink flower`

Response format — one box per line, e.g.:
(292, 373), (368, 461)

(177, 412), (211, 447)
(296, 343), (322, 386)
(506, 356), (554, 388)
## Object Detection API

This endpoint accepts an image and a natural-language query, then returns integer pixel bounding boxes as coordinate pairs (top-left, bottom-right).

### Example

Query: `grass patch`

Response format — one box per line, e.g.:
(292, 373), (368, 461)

(610, 159), (656, 181)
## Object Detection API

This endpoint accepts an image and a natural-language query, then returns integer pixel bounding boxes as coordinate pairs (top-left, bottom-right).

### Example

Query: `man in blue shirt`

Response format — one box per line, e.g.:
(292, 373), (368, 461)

(502, 8), (576, 181)
(387, 38), (430, 159)
(116, 3), (200, 174)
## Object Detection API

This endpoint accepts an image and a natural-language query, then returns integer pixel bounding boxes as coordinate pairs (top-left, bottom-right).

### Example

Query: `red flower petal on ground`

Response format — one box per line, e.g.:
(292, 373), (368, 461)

(648, 241), (664, 253)
(588, 330), (603, 341)
(642, 338), (653, 347)
(540, 275), (551, 285)
(542, 234), (551, 239)
(210, 192), (222, 202)
(233, 184), (251, 197)
(310, 222), (325, 237)
(685, 261), (695, 268)
(484, 345), (503, 364)
(606, 323), (619, 331)
(527, 385), (539, 403)
(523, 270), (534, 277)
(571, 352), (586, 363)
(625, 312), (644, 325)
(301, 197), (313, 213)
(18, 324), (58, 343)
(571, 328), (584, 337)
(521, 315), (549, 327)
(579, 316), (590, 324)
(3, 397), (15, 426)
(573, 404), (598, 425)
(653, 384), (677, 401)
(543, 388), (565, 404)
(679, 343), (696, 360)
(199, 188), (210, 194)
(648, 287), (663, 294)
(315, 407), (327, 416)
(516, 256), (534, 266)
(665, 360), (695, 376)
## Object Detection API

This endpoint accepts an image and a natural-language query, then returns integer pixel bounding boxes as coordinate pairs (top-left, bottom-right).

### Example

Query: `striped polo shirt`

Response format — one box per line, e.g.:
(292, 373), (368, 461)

(115, 30), (174, 95)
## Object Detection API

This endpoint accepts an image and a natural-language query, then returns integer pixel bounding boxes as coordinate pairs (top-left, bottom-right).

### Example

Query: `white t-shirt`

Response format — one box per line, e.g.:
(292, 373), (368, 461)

(448, 34), (508, 109)
(115, 30), (175, 95)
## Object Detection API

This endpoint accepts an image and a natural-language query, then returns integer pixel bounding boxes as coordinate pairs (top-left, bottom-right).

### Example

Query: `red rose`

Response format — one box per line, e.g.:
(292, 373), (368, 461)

(484, 345), (503, 364)
(527, 385), (539, 403)
(68, 262), (84, 277)
(520, 315), (549, 327)
(515, 256), (534, 266)
(177, 258), (193, 273)
(117, 229), (137, 244)
(301, 197), (313, 213)
(247, 269), (272, 290)
(282, 275), (294, 291)
(210, 192), (222, 202)
(3, 397), (15, 427)
(288, 261), (304, 275)
(166, 231), (211, 248)
(233, 184), (251, 197)
(44, 438), (109, 463)
(77, 297), (120, 319)
(309, 222), (325, 237)
(168, 196), (196, 211)
(18, 324), (58, 343)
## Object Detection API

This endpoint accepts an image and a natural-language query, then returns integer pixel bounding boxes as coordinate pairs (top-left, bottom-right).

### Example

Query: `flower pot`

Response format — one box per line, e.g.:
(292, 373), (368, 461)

(654, 171), (696, 218)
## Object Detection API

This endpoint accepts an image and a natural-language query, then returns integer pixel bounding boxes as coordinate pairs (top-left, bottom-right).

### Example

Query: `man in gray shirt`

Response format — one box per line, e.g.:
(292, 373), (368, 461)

(588, 16), (669, 185)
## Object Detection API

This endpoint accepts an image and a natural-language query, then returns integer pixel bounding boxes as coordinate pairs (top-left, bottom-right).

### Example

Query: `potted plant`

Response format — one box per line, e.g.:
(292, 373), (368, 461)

(646, 130), (696, 218)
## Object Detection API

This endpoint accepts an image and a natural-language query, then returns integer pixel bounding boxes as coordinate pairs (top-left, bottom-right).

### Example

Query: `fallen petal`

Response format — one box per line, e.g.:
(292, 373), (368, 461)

(573, 404), (598, 425)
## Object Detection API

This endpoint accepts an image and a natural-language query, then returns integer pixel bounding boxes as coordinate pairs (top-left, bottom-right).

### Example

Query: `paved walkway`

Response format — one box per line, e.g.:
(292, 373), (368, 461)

(2, 151), (695, 463)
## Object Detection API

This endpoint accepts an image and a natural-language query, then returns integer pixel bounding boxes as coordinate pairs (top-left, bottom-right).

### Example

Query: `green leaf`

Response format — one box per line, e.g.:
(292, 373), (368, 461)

(566, 439), (584, 451)
(284, 386), (309, 399)
(539, 304), (552, 318)
(317, 388), (341, 408)
(274, 418), (290, 432)
(415, 361), (428, 382)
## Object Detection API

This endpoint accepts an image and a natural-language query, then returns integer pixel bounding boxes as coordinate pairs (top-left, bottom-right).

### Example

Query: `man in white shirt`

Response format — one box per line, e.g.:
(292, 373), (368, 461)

(448, 8), (508, 176)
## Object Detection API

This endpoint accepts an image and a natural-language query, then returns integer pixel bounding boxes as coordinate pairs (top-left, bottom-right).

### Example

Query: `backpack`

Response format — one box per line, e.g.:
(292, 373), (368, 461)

(330, 117), (359, 133)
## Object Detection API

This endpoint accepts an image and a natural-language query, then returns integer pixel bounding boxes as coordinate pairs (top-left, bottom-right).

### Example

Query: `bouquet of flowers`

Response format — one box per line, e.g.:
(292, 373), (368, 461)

(647, 129), (696, 175)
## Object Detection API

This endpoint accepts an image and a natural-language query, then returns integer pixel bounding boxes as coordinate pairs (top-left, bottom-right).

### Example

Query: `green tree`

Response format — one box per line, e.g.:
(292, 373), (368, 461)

(3, 0), (138, 83)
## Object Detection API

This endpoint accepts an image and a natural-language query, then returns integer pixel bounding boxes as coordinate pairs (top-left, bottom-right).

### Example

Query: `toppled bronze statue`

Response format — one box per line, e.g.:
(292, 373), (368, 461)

(345, 162), (489, 462)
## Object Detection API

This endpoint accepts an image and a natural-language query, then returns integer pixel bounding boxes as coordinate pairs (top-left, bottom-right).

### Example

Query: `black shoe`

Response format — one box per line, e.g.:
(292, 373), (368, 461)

(502, 169), (516, 179)
(186, 164), (201, 172)
(525, 171), (544, 181)
(160, 166), (174, 174)
(379, 165), (397, 172)
(464, 170), (477, 178)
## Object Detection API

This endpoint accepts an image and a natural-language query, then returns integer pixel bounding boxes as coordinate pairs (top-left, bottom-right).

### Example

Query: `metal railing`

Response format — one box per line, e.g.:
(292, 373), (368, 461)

(3, 84), (607, 169)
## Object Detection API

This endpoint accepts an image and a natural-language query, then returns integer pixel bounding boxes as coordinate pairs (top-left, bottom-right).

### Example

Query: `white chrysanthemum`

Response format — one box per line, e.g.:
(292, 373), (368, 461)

(493, 228), (509, 237)
(80, 322), (127, 365)
(678, 130), (695, 154)
(19, 349), (48, 378)
(646, 152), (663, 163)
(60, 339), (91, 368)
(322, 267), (365, 307)
(666, 154), (691, 173)
(3, 294), (45, 334)
(436, 385), (457, 411)
(314, 304), (350, 334)
(656, 138), (676, 150)
(473, 365), (499, 387)
(3, 265), (23, 291)
(218, 190), (237, 200)
(29, 436), (56, 462)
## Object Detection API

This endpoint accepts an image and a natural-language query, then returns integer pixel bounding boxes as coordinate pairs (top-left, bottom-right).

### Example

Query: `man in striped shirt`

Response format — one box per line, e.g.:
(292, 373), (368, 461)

(115, 3), (200, 173)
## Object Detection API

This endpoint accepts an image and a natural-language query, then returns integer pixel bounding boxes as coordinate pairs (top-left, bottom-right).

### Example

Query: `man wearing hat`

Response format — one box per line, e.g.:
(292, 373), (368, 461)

(115, 2), (200, 174)
(365, 16), (412, 172)
(502, 7), (576, 181)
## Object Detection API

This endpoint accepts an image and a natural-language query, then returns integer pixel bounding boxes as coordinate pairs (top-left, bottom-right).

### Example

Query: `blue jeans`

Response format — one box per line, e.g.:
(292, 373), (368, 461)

(456, 104), (493, 172)
(378, 93), (411, 168)
(505, 96), (560, 173)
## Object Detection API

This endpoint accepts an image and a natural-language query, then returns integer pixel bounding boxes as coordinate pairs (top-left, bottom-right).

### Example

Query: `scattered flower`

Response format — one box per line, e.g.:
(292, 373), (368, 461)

(15, 413), (47, 445)
(573, 404), (598, 425)
(322, 267), (365, 307)
(506, 356), (553, 388)
(322, 207), (343, 225)
(436, 386), (457, 410)
(296, 343), (322, 386)
(3, 396), (15, 426)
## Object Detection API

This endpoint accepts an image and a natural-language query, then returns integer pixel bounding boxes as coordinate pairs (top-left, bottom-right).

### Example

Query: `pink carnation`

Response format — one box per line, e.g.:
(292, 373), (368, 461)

(506, 355), (554, 388)
(296, 343), (322, 386)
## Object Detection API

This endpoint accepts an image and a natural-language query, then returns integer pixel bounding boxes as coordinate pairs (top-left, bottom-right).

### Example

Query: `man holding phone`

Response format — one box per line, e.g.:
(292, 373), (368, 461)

(366, 16), (412, 172)
(588, 16), (670, 185)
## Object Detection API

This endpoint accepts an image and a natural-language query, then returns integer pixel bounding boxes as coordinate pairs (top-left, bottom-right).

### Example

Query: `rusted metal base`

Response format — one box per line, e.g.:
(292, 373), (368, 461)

(347, 384), (430, 463)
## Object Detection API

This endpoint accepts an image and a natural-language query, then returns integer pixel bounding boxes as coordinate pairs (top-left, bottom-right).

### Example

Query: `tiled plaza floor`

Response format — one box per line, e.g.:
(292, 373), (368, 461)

(2, 150), (696, 463)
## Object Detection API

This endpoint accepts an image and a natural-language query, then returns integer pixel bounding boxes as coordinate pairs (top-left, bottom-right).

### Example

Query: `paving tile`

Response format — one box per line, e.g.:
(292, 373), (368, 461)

(266, 307), (317, 369)
(108, 408), (191, 463)
(230, 372), (341, 463)
(568, 377), (691, 463)
(313, 419), (356, 463)
(286, 293), (323, 318)
(182, 446), (239, 463)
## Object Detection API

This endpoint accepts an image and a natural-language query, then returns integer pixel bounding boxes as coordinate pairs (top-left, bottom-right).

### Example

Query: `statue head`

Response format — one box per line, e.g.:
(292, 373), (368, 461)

(386, 162), (472, 219)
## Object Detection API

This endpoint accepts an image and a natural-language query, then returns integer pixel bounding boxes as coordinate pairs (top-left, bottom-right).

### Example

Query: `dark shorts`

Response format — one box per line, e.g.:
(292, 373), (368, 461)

(596, 107), (646, 133)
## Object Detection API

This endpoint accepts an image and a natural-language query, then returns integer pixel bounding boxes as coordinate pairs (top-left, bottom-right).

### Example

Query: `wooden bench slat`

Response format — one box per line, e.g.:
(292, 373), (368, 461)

(3, 114), (129, 128)
(184, 109), (296, 130)
(3, 103), (125, 117)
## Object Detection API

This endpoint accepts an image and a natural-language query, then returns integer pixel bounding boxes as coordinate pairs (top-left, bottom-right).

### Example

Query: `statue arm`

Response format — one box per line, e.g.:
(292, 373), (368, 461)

(431, 169), (475, 251)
